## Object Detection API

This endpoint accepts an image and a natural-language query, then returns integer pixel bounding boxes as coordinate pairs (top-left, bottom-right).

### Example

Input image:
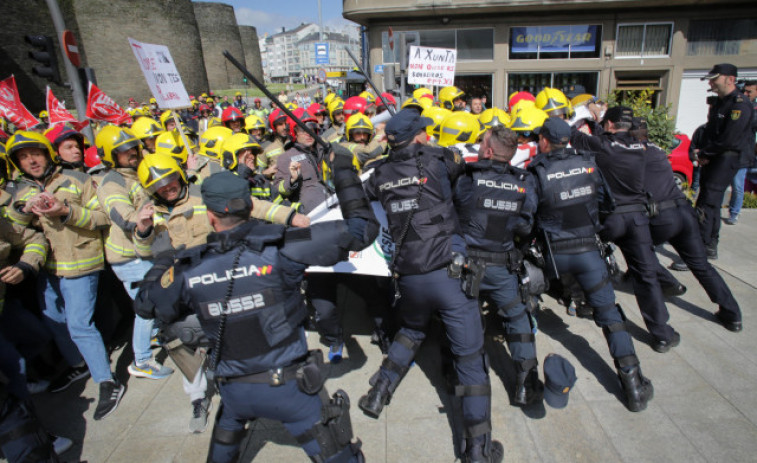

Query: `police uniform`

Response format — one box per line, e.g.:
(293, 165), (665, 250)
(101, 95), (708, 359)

(698, 64), (756, 254)
(571, 108), (677, 347)
(359, 109), (500, 462)
(643, 138), (743, 331)
(456, 158), (542, 405)
(136, 162), (377, 463)
(532, 117), (652, 412)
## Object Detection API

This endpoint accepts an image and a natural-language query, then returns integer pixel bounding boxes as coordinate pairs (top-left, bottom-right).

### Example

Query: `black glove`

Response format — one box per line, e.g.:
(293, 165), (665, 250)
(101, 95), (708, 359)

(330, 143), (355, 170)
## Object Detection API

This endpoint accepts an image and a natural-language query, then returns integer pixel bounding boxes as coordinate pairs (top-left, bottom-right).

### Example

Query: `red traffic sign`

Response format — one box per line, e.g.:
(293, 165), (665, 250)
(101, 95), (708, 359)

(62, 30), (80, 67)
(388, 27), (394, 51)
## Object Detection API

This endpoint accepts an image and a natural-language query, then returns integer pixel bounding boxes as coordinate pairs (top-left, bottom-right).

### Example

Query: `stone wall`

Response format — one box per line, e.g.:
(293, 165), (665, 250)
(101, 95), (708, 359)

(193, 2), (246, 91)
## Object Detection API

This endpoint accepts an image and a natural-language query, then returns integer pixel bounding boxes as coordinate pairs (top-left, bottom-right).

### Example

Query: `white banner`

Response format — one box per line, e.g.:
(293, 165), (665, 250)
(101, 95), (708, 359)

(307, 171), (393, 277)
(407, 45), (456, 87)
(128, 38), (191, 109)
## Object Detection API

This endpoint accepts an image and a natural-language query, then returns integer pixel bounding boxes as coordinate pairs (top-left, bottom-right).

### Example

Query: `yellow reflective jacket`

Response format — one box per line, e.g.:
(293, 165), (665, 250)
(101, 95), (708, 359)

(7, 167), (107, 277)
(0, 216), (48, 313)
(97, 167), (151, 264)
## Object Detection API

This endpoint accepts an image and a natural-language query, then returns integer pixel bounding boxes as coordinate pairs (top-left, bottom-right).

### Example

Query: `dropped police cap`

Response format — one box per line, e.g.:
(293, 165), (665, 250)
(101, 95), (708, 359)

(543, 353), (577, 409)
(534, 116), (571, 145)
(601, 106), (634, 125)
(701, 63), (738, 81)
(201, 170), (252, 214)
(385, 108), (433, 145)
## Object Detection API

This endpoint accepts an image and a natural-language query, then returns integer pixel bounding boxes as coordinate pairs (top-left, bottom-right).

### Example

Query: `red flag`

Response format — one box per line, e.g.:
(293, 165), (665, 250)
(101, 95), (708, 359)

(46, 86), (77, 125)
(86, 82), (127, 123)
(0, 76), (40, 130)
(71, 120), (89, 132)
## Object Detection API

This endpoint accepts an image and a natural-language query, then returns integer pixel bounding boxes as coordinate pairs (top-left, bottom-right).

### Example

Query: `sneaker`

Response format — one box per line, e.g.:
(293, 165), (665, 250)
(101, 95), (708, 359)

(328, 343), (344, 364)
(94, 379), (125, 420)
(27, 379), (50, 395)
(669, 261), (689, 272)
(190, 398), (211, 433)
(723, 216), (738, 225)
(49, 434), (73, 455)
(150, 336), (162, 348)
(128, 358), (174, 380)
(49, 365), (90, 393)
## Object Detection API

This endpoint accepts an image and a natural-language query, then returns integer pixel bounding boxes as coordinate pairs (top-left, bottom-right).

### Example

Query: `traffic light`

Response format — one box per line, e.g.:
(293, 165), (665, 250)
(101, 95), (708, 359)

(25, 35), (62, 85)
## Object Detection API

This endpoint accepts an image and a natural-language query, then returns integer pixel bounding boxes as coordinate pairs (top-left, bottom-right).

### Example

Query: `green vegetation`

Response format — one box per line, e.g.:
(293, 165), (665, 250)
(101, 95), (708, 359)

(605, 88), (677, 151)
(211, 84), (307, 99)
(742, 192), (757, 209)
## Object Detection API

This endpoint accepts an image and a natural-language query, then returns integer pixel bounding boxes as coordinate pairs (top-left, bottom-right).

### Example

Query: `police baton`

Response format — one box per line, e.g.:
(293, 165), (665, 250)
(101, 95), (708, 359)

(345, 49), (396, 116)
(222, 50), (330, 150)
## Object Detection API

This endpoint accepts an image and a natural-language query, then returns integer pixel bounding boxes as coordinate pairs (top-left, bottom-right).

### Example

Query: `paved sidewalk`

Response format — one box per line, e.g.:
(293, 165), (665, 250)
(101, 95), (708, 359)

(26, 210), (757, 463)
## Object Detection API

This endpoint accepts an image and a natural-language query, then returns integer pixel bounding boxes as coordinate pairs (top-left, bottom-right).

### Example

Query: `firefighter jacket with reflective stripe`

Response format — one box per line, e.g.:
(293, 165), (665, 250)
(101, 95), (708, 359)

(97, 167), (151, 263)
(365, 143), (466, 275)
(0, 216), (47, 312)
(258, 137), (285, 169)
(457, 160), (537, 253)
(8, 167), (107, 277)
(272, 144), (331, 214)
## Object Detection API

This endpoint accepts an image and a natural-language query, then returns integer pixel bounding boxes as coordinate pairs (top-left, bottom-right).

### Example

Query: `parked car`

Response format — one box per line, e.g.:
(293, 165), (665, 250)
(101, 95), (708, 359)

(668, 133), (693, 189)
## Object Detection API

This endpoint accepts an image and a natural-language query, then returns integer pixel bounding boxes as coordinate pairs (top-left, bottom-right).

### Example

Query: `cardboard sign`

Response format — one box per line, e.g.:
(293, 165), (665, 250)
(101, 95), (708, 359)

(129, 38), (191, 110)
(407, 45), (456, 87)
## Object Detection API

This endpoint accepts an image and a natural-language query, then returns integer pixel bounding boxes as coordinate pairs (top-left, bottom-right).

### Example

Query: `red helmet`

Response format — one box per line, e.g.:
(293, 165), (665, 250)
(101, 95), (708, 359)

(288, 108), (317, 139)
(508, 91), (536, 111)
(221, 106), (244, 124)
(377, 92), (397, 108)
(343, 96), (368, 117)
(254, 98), (261, 104)
(84, 146), (100, 168)
(44, 124), (84, 151)
(308, 102), (327, 116)
(199, 104), (210, 113)
(269, 108), (287, 131)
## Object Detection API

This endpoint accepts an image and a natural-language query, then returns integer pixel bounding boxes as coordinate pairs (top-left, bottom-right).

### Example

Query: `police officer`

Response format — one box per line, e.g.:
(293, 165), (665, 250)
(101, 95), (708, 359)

(641, 131), (743, 332)
(455, 125), (542, 405)
(697, 64), (756, 255)
(135, 151), (378, 462)
(571, 107), (678, 353)
(530, 117), (653, 412)
(359, 109), (502, 463)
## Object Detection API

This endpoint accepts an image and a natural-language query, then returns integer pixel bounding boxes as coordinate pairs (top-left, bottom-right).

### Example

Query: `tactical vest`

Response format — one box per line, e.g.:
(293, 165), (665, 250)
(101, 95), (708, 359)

(181, 224), (308, 377)
(531, 149), (601, 242)
(466, 161), (531, 253)
(373, 147), (461, 275)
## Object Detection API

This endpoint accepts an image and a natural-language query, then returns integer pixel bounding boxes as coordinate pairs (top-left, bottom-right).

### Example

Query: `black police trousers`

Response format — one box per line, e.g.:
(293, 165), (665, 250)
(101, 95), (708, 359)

(600, 211), (675, 342)
(650, 204), (741, 322)
(696, 151), (740, 247)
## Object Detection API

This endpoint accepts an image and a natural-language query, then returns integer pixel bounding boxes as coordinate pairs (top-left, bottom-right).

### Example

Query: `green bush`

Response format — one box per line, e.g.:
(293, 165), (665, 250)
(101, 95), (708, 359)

(604, 88), (676, 151)
(742, 192), (757, 209)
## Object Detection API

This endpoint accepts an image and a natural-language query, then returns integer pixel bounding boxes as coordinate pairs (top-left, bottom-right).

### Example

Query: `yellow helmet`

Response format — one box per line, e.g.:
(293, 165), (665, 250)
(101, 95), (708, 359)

(6, 131), (56, 171)
(191, 99), (200, 106)
(438, 112), (484, 147)
(324, 92), (337, 106)
(508, 107), (549, 134)
(510, 99), (536, 118)
(479, 108), (511, 128)
(285, 102), (298, 111)
(159, 110), (180, 131)
(131, 117), (164, 141)
(359, 91), (376, 105)
(535, 87), (573, 118)
(198, 126), (233, 160)
(200, 93), (208, 99)
(154, 131), (193, 165)
(220, 133), (263, 170)
(95, 125), (141, 168)
(244, 114), (267, 134)
(421, 106), (452, 138)
(0, 142), (9, 181)
(235, 92), (242, 97)
(570, 94), (595, 108)
(206, 96), (215, 104)
(412, 87), (433, 100)
(138, 153), (187, 196)
(327, 98), (344, 120)
(439, 86), (465, 111)
(401, 97), (432, 112)
(39, 110), (48, 119)
(345, 113), (374, 143)
(207, 117), (223, 128)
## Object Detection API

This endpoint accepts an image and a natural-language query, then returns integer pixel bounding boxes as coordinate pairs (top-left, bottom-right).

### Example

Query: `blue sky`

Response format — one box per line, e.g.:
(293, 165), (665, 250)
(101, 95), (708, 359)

(198, 0), (357, 36)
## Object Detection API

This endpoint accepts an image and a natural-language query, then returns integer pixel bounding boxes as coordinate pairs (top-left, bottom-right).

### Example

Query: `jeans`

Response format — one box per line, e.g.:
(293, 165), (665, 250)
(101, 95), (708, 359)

(728, 167), (747, 218)
(0, 298), (52, 362)
(39, 271), (112, 383)
(110, 258), (154, 365)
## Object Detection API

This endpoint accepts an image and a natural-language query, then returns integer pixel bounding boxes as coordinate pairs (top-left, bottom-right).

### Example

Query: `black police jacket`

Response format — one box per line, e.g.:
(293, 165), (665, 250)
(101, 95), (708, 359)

(643, 141), (686, 203)
(529, 147), (609, 243)
(456, 159), (537, 253)
(136, 216), (377, 378)
(571, 130), (648, 207)
(703, 89), (756, 168)
(365, 143), (466, 275)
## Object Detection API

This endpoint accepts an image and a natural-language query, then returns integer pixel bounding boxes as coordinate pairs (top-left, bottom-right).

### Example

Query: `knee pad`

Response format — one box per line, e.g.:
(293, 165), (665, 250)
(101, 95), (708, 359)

(207, 403), (246, 463)
(295, 389), (363, 463)
(593, 304), (627, 333)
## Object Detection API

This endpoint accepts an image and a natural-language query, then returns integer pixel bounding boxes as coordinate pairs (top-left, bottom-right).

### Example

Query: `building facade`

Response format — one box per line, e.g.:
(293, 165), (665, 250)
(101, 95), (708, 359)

(343, 0), (757, 138)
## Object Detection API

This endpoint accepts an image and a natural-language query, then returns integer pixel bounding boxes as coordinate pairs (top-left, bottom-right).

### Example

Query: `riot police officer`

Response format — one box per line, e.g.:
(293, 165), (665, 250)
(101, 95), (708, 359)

(136, 152), (378, 463)
(530, 117), (653, 412)
(697, 64), (755, 258)
(455, 125), (542, 405)
(571, 107), (678, 353)
(359, 109), (502, 463)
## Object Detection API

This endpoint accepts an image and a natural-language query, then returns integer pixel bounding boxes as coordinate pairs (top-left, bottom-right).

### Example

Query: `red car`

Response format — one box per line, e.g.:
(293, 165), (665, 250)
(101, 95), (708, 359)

(668, 133), (693, 189)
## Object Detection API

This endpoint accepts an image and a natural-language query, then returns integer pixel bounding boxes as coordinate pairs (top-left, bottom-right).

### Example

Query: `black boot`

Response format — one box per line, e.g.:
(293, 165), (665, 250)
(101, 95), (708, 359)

(618, 366), (654, 412)
(463, 435), (504, 463)
(513, 366), (544, 406)
(358, 377), (391, 419)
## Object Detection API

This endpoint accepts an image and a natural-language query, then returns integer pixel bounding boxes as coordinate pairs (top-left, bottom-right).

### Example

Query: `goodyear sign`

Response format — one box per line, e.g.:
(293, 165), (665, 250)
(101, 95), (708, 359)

(511, 25), (599, 53)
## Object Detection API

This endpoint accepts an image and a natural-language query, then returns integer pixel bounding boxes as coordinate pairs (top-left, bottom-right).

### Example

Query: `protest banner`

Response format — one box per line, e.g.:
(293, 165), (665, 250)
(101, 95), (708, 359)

(407, 45), (456, 87)
(46, 86), (77, 125)
(128, 38), (191, 110)
(86, 82), (127, 123)
(0, 76), (40, 129)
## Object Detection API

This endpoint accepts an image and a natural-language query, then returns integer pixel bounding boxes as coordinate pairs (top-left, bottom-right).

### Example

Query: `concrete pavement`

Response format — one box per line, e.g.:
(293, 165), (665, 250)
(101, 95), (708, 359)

(28, 209), (757, 463)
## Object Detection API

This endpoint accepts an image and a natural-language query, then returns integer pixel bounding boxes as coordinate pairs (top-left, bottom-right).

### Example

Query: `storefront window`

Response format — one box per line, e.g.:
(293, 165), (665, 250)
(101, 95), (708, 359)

(382, 28), (494, 63)
(616, 23), (673, 57)
(507, 72), (599, 99)
(509, 25), (602, 59)
(687, 19), (757, 56)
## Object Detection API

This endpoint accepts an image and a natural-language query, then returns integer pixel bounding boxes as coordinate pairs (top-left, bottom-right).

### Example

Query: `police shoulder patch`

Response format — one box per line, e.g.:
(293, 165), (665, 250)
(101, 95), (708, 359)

(731, 110), (741, 120)
(160, 266), (175, 288)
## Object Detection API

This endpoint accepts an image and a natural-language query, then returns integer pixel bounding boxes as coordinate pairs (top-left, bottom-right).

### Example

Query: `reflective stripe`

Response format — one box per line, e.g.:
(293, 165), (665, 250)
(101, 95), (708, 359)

(278, 181), (288, 194)
(57, 185), (81, 196)
(7, 213), (31, 227)
(86, 196), (100, 209)
(266, 148), (283, 159)
(105, 237), (136, 257)
(74, 206), (91, 227)
(23, 243), (47, 259)
(134, 240), (152, 254)
(105, 194), (131, 212)
(193, 206), (207, 215)
(265, 204), (282, 222)
(46, 253), (104, 271)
